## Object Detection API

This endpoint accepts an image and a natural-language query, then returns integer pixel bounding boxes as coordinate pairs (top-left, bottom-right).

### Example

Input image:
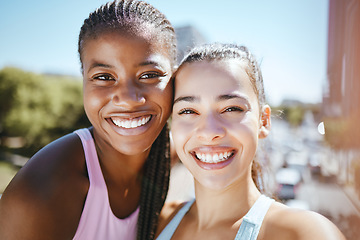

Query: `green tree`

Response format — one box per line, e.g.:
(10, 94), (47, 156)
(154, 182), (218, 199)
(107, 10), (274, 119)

(0, 67), (89, 156)
(272, 105), (305, 127)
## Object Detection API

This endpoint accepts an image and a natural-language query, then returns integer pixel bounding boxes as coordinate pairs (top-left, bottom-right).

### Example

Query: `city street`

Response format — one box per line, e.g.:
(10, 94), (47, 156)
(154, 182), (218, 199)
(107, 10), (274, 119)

(166, 163), (360, 239)
(295, 171), (360, 240)
(297, 173), (359, 220)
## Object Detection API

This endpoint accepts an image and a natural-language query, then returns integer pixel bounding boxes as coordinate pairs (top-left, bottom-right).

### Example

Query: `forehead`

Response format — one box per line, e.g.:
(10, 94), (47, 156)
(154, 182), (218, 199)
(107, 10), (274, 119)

(82, 31), (172, 69)
(175, 60), (256, 99)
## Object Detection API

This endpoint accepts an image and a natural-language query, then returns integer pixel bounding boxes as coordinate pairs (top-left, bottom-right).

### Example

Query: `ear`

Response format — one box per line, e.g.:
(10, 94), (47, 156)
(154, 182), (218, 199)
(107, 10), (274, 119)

(259, 105), (271, 139)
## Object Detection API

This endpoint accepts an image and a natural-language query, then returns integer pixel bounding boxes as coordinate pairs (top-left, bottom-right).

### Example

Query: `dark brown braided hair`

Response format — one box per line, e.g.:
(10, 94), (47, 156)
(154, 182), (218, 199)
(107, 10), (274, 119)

(175, 43), (267, 193)
(78, 1), (176, 239)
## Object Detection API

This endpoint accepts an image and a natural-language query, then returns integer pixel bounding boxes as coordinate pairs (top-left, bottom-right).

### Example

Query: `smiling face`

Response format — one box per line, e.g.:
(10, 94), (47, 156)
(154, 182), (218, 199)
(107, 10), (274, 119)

(171, 60), (270, 190)
(81, 31), (173, 156)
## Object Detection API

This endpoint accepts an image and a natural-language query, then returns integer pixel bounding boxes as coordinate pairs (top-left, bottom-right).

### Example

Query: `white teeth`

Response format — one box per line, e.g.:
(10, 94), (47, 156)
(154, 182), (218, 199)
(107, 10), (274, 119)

(195, 151), (233, 163)
(112, 116), (151, 129)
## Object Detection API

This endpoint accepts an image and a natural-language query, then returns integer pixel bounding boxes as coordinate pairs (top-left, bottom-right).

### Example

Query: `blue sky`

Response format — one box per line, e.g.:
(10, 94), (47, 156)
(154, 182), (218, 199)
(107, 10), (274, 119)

(0, 0), (329, 106)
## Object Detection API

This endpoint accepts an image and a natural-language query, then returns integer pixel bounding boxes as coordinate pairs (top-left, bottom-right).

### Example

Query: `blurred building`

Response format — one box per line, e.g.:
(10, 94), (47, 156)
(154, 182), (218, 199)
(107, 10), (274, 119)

(174, 25), (207, 64)
(322, 0), (360, 207)
(323, 0), (360, 118)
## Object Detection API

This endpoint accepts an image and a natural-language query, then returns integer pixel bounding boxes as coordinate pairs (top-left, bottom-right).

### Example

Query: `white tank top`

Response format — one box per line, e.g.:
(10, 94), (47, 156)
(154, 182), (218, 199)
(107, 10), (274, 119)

(157, 195), (274, 240)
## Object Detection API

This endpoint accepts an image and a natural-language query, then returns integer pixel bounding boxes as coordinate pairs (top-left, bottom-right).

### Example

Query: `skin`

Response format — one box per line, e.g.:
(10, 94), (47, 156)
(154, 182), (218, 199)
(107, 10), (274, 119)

(156, 60), (345, 240)
(0, 31), (173, 240)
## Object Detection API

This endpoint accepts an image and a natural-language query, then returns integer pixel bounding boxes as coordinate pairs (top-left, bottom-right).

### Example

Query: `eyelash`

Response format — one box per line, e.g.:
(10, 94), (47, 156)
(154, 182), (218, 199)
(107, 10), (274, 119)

(92, 74), (114, 81)
(223, 106), (244, 113)
(91, 71), (166, 82)
(139, 72), (167, 85)
(139, 72), (165, 79)
(178, 106), (244, 115)
(178, 108), (197, 115)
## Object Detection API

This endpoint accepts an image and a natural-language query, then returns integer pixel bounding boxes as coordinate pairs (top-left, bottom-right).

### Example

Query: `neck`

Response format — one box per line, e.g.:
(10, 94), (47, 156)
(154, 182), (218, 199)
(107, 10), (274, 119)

(89, 127), (150, 218)
(91, 128), (150, 185)
(192, 176), (261, 229)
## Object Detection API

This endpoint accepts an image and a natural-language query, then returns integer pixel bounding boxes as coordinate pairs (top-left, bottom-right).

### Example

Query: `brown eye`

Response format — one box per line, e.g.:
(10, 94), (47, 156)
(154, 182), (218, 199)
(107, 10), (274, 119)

(139, 72), (166, 84)
(93, 74), (114, 81)
(140, 72), (160, 79)
(223, 106), (244, 113)
(178, 108), (197, 115)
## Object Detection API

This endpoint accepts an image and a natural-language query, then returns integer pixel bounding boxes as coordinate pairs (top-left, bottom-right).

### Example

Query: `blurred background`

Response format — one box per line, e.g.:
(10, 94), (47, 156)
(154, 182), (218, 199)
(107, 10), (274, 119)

(0, 0), (359, 239)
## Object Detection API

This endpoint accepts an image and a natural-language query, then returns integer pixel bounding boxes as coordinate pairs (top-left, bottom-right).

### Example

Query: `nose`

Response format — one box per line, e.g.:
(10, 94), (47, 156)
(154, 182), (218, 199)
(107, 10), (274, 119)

(196, 113), (226, 142)
(112, 82), (145, 108)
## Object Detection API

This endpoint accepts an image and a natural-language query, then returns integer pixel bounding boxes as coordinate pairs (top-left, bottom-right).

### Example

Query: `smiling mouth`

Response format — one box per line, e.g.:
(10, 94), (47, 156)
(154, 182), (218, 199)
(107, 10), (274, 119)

(193, 150), (235, 164)
(110, 115), (152, 129)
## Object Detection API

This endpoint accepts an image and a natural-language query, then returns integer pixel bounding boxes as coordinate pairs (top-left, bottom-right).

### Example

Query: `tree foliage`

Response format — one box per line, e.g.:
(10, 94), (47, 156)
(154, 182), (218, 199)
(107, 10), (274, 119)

(0, 67), (90, 156)
(271, 103), (321, 128)
(272, 105), (305, 127)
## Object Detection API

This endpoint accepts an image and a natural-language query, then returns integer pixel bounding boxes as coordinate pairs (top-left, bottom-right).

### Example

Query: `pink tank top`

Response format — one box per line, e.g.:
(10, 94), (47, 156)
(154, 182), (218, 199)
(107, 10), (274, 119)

(73, 128), (139, 240)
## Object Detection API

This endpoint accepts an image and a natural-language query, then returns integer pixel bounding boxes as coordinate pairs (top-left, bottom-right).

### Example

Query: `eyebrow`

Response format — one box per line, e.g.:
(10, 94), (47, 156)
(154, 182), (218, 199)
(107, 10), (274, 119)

(87, 61), (114, 74)
(139, 59), (168, 72)
(217, 94), (249, 103)
(174, 93), (251, 105)
(173, 96), (197, 104)
(87, 60), (166, 74)
(139, 60), (161, 67)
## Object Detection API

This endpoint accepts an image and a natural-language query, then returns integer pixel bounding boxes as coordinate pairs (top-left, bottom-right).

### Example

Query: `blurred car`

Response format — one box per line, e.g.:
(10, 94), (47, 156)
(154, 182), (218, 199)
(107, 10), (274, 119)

(284, 151), (309, 181)
(275, 167), (302, 201)
(308, 152), (323, 176)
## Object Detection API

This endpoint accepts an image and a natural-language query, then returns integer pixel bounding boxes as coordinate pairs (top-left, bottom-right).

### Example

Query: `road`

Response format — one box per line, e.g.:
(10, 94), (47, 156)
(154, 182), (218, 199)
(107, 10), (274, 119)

(297, 175), (359, 218)
(293, 170), (360, 240)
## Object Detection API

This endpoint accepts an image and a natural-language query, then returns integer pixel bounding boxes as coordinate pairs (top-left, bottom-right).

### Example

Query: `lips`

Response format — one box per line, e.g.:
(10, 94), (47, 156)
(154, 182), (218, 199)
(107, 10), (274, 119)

(111, 115), (152, 129)
(194, 151), (234, 163)
(105, 113), (155, 136)
(190, 147), (236, 170)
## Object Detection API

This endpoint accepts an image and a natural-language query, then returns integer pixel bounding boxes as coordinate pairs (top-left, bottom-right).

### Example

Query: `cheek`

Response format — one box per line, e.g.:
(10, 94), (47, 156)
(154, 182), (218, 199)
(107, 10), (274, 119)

(159, 91), (173, 115)
(83, 87), (109, 117)
(171, 118), (196, 154)
(171, 121), (186, 147)
(233, 120), (260, 153)
(148, 84), (173, 115)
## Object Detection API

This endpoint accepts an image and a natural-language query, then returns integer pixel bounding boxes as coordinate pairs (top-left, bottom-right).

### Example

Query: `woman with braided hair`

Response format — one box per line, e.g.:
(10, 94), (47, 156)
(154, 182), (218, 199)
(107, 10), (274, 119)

(0, 1), (176, 239)
(155, 43), (345, 240)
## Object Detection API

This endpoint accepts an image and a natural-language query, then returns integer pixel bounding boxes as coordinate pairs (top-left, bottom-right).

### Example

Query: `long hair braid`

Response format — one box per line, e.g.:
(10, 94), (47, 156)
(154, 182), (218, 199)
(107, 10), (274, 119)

(137, 124), (170, 240)
(78, 1), (176, 239)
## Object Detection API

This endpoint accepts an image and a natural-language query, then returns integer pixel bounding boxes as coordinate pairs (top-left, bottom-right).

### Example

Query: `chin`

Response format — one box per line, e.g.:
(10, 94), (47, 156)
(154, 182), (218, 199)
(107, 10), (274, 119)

(195, 174), (236, 191)
(118, 143), (152, 156)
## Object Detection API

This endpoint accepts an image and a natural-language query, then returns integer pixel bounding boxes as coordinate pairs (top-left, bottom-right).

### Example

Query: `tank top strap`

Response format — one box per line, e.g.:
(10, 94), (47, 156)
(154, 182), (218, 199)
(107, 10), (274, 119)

(74, 128), (106, 188)
(235, 195), (274, 240)
(73, 128), (139, 239)
(156, 199), (195, 240)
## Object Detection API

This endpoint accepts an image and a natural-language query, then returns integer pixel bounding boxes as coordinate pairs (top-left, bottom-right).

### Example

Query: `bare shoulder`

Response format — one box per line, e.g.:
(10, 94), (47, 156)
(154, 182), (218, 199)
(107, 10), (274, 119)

(156, 200), (187, 237)
(261, 201), (346, 240)
(0, 132), (89, 240)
